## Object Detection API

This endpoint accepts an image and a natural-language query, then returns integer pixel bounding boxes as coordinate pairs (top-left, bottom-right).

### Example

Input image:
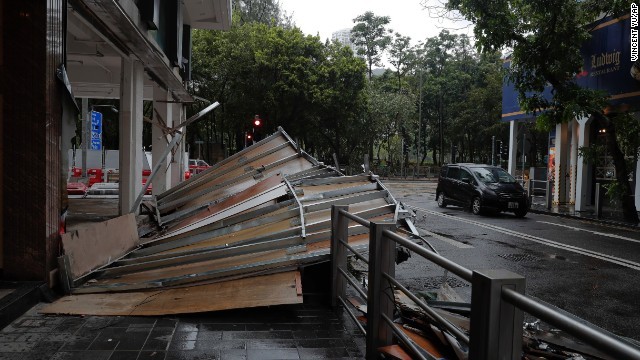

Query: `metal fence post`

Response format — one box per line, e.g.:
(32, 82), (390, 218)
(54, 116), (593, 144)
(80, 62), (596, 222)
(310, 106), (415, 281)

(331, 205), (349, 308)
(595, 183), (602, 219)
(469, 269), (525, 360)
(546, 180), (553, 210)
(366, 221), (396, 360)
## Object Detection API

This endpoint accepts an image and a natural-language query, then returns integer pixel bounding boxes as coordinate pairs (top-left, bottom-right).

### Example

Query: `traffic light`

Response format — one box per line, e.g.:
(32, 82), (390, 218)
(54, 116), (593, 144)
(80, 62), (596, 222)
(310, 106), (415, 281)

(252, 115), (263, 141)
(403, 141), (409, 155)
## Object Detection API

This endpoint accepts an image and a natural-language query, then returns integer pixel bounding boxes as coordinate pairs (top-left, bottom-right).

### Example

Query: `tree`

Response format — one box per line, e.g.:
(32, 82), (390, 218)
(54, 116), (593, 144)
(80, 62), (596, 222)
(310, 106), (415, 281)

(446, 0), (638, 223)
(388, 33), (415, 91)
(351, 11), (392, 80)
(190, 23), (368, 166)
(232, 0), (292, 27)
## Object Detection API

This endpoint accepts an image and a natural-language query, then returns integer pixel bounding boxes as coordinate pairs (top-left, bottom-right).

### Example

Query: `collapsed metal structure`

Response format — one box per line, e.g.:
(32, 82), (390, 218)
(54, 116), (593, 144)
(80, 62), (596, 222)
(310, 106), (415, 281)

(47, 128), (419, 315)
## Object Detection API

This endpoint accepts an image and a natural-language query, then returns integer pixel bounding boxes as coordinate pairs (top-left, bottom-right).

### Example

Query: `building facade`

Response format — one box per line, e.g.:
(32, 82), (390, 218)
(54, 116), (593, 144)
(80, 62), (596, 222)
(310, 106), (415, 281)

(0, 0), (231, 283)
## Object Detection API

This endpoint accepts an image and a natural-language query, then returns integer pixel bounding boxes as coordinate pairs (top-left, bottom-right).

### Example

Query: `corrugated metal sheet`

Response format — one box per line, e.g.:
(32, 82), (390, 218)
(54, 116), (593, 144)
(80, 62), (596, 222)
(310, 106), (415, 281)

(49, 128), (419, 314)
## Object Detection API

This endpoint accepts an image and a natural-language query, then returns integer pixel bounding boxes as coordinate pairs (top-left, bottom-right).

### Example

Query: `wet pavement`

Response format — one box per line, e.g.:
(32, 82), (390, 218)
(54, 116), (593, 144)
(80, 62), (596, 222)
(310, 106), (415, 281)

(0, 198), (366, 360)
(0, 300), (365, 360)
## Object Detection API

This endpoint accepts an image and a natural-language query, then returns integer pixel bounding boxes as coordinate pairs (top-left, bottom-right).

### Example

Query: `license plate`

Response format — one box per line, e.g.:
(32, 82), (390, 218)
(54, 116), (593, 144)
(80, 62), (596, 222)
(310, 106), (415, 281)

(508, 202), (519, 209)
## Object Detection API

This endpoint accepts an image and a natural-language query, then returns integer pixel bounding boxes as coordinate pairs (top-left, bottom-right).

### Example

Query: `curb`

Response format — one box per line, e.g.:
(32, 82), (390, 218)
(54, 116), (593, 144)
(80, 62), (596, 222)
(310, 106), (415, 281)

(529, 207), (640, 229)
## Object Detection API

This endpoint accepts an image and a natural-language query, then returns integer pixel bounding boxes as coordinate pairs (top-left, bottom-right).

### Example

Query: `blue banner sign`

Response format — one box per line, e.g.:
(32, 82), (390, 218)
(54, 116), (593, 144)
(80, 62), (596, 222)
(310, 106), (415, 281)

(502, 14), (640, 122)
(90, 110), (102, 150)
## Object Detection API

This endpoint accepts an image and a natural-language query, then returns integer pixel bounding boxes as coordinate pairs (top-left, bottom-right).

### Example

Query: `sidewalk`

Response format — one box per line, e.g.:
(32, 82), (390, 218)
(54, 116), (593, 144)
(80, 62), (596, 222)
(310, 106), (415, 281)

(0, 299), (365, 360)
(0, 198), (366, 360)
(529, 196), (640, 229)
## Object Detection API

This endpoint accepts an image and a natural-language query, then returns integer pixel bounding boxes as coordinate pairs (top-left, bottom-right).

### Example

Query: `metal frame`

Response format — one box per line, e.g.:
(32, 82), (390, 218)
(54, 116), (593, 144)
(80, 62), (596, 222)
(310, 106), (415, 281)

(329, 206), (640, 360)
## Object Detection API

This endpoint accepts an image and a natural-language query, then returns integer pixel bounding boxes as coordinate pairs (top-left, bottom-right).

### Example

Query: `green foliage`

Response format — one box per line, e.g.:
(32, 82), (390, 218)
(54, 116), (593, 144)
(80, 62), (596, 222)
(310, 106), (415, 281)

(190, 23), (367, 165)
(351, 11), (392, 80)
(231, 0), (291, 26)
(413, 30), (505, 165)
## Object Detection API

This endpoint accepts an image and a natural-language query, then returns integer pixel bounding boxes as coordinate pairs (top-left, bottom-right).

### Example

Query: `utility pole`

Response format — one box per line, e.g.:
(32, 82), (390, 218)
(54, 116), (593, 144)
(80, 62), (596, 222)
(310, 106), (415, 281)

(81, 98), (89, 178)
(417, 69), (422, 173)
(492, 135), (495, 166)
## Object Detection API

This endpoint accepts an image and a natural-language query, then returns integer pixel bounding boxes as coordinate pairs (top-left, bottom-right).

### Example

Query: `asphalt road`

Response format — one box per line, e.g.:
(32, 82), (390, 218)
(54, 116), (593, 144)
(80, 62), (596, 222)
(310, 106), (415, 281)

(383, 179), (640, 342)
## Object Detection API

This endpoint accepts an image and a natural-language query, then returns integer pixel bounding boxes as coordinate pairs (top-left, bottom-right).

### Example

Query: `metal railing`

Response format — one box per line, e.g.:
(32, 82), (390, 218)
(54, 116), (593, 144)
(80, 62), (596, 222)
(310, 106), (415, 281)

(527, 179), (553, 210)
(330, 205), (640, 360)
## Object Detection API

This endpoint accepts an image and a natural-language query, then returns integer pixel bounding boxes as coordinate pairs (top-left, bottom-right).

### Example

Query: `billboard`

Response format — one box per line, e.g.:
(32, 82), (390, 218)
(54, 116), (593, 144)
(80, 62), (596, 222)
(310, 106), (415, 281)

(502, 14), (640, 122)
(91, 110), (102, 150)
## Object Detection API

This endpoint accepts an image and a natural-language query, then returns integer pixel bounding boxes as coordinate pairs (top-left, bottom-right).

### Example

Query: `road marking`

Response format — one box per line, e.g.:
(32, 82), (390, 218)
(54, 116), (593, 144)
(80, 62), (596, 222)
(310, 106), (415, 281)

(406, 205), (640, 271)
(538, 221), (640, 245)
(417, 228), (474, 249)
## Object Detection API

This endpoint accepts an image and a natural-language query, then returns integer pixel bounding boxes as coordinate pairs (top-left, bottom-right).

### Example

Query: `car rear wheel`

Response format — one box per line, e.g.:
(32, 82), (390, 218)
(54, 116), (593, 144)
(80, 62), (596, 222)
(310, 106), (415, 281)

(437, 192), (447, 208)
(471, 197), (482, 215)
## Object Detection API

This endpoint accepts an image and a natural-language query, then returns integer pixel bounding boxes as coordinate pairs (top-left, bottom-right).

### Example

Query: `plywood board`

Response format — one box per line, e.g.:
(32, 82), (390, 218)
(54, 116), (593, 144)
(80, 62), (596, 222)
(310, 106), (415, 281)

(41, 271), (302, 316)
(61, 213), (139, 279)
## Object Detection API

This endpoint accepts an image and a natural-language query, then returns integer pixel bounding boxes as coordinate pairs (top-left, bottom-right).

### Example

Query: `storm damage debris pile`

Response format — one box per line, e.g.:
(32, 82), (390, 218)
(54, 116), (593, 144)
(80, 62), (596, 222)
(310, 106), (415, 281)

(46, 128), (419, 316)
(345, 290), (619, 360)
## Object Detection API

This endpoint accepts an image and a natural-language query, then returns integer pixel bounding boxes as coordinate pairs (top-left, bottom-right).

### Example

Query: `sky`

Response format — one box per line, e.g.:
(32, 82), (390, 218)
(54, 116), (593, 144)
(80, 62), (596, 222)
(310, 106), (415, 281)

(277, 0), (473, 46)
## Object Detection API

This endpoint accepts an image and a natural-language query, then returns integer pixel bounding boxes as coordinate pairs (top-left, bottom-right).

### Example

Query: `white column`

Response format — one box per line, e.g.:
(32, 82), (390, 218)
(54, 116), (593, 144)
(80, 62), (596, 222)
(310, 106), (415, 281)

(507, 121), (518, 175)
(554, 122), (569, 204)
(152, 86), (172, 194)
(569, 119), (578, 204)
(575, 117), (591, 211)
(169, 104), (184, 187)
(119, 58), (144, 215)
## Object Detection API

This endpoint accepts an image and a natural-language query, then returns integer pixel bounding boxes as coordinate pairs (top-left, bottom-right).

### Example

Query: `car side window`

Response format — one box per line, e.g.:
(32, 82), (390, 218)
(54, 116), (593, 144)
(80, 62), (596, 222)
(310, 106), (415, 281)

(440, 167), (448, 177)
(460, 169), (475, 184)
(447, 167), (459, 180)
(460, 169), (476, 185)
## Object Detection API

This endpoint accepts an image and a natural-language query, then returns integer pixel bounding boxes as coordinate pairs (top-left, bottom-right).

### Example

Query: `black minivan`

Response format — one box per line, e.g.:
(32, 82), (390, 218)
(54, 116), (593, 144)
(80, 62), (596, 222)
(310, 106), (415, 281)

(436, 163), (529, 217)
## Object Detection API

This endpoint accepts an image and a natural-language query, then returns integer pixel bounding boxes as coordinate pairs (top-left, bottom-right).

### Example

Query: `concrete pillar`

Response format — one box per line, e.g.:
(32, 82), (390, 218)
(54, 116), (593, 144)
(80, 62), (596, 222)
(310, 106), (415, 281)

(169, 104), (184, 186)
(554, 122), (569, 204)
(152, 86), (172, 194)
(507, 121), (518, 175)
(119, 58), (144, 215)
(575, 117), (592, 211)
(569, 120), (578, 204)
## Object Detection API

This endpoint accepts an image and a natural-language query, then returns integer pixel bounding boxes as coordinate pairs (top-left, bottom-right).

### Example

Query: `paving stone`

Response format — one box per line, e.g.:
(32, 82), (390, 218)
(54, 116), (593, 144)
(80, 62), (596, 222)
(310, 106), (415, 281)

(195, 331), (222, 341)
(246, 349), (299, 360)
(221, 331), (292, 340)
(143, 329), (173, 351)
(108, 351), (140, 360)
(138, 351), (167, 360)
(50, 350), (112, 360)
(198, 324), (244, 332)
(296, 338), (347, 348)
(298, 347), (351, 359)
(219, 349), (246, 360)
(116, 329), (151, 351)
(165, 350), (220, 360)
(175, 323), (198, 333)
(0, 341), (38, 352)
(245, 339), (297, 349)
(172, 332), (198, 341)
(193, 340), (245, 351)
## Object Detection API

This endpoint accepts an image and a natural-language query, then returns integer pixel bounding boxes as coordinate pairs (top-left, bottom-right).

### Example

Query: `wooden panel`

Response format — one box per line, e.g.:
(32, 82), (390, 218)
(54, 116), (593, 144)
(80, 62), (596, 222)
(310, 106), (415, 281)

(61, 214), (139, 279)
(41, 271), (302, 316)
